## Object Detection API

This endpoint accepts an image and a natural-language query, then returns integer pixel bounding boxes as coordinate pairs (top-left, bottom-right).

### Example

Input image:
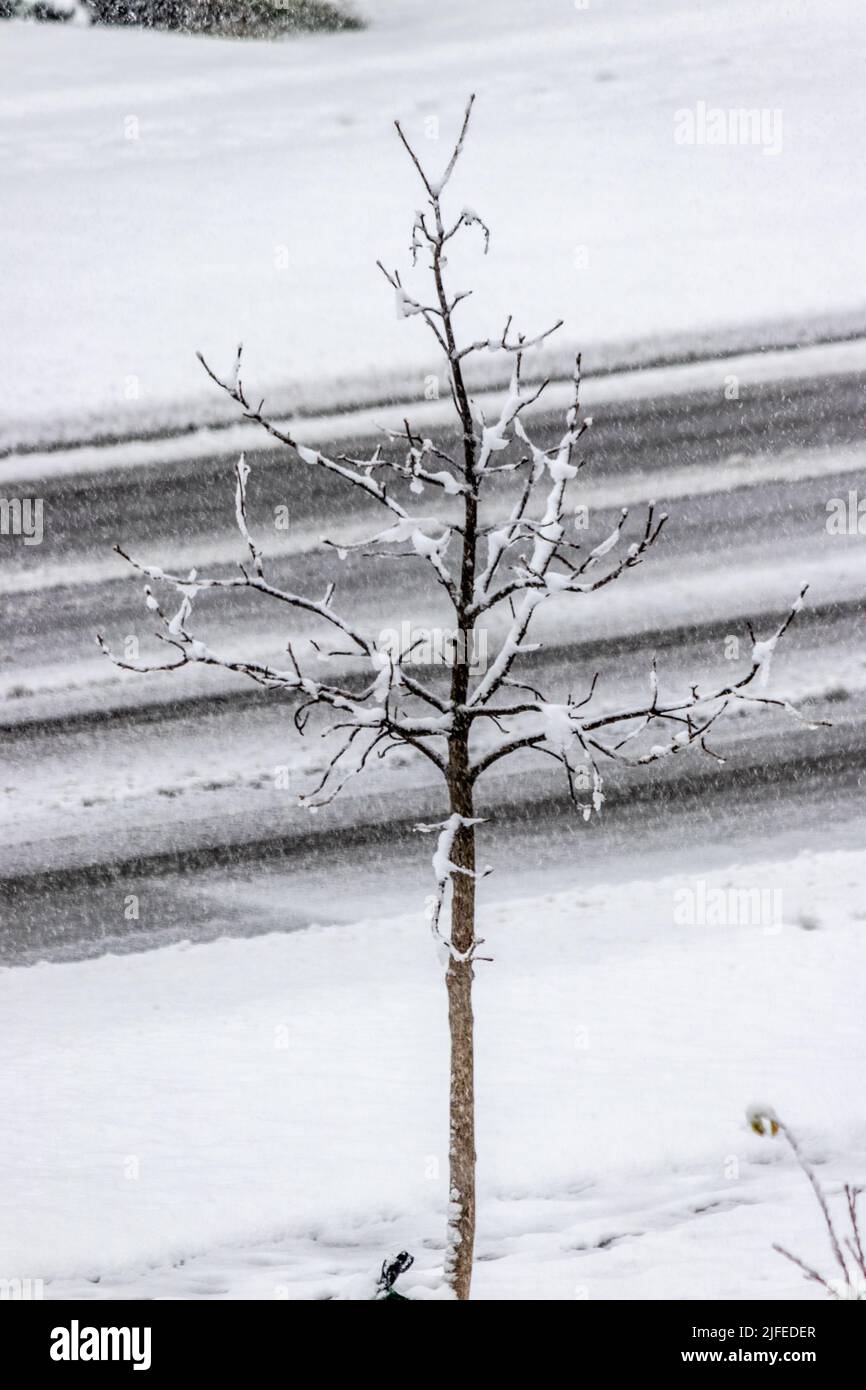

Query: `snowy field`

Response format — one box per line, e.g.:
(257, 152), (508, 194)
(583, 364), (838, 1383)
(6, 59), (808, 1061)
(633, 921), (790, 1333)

(2, 0), (866, 448)
(2, 847), (864, 1299)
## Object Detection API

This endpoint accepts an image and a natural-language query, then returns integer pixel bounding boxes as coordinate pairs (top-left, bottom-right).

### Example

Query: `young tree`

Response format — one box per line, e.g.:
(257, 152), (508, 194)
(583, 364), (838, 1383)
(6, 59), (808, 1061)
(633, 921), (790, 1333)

(98, 97), (817, 1300)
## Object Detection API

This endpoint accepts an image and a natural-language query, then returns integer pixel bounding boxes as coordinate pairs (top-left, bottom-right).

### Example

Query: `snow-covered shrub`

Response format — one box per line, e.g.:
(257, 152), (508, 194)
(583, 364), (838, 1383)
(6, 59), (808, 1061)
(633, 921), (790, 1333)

(84, 0), (361, 35)
(0, 0), (362, 32)
(0, 0), (87, 20)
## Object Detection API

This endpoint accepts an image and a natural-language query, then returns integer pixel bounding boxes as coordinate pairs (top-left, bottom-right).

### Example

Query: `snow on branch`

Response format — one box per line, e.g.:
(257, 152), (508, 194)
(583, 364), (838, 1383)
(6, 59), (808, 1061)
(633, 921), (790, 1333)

(197, 345), (428, 523)
(418, 815), (491, 961)
(97, 449), (458, 805)
(456, 313), (564, 364)
(470, 586), (826, 815)
(234, 452), (263, 578)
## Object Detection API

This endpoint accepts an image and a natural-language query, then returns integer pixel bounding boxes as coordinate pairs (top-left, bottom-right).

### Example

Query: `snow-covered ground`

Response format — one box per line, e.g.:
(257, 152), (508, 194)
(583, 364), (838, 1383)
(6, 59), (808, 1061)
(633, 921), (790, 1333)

(2, 847), (863, 1298)
(2, 0), (865, 448)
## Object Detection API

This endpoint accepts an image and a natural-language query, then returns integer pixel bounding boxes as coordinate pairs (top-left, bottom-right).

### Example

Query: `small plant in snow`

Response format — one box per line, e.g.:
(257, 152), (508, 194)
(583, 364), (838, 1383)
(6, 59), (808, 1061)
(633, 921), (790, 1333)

(748, 1104), (866, 1299)
(374, 1250), (414, 1301)
(97, 97), (822, 1300)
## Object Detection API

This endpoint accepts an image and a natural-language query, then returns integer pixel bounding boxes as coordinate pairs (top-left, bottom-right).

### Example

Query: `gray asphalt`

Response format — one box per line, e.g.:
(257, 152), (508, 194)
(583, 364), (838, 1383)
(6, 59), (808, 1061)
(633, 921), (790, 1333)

(5, 367), (865, 676)
(2, 362), (865, 963)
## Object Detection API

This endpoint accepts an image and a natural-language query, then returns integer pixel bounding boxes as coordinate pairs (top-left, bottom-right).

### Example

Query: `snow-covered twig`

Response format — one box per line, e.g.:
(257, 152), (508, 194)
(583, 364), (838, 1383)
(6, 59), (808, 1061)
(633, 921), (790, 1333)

(748, 1104), (866, 1299)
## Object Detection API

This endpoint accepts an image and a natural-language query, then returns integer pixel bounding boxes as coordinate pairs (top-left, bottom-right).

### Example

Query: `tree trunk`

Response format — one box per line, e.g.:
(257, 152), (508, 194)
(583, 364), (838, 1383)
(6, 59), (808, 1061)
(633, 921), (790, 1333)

(443, 778), (477, 1300)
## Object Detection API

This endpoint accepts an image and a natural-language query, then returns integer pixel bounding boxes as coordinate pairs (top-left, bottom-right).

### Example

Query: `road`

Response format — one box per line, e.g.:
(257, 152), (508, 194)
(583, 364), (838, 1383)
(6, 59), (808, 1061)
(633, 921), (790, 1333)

(2, 346), (865, 963)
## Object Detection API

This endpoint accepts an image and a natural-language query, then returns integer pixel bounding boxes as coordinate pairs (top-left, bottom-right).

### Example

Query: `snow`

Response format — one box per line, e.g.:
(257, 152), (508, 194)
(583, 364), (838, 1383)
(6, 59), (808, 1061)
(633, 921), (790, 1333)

(2, 0), (866, 448)
(6, 336), (866, 486)
(539, 701), (579, 754)
(3, 0), (864, 1305)
(589, 512), (628, 560)
(752, 632), (781, 690)
(2, 845), (863, 1298)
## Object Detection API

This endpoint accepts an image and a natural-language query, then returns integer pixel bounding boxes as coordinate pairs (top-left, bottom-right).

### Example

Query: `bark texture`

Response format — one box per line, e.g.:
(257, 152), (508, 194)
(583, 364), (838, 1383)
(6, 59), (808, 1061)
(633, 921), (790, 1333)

(443, 799), (477, 1299)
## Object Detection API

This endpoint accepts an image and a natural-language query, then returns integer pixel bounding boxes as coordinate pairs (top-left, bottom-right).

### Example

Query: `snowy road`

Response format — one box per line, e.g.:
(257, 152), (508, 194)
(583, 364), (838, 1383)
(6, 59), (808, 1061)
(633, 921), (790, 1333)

(3, 346), (865, 963)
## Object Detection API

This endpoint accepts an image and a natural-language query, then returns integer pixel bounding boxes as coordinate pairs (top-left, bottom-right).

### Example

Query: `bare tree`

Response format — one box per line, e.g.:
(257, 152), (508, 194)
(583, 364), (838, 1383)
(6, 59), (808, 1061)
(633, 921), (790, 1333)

(98, 97), (820, 1300)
